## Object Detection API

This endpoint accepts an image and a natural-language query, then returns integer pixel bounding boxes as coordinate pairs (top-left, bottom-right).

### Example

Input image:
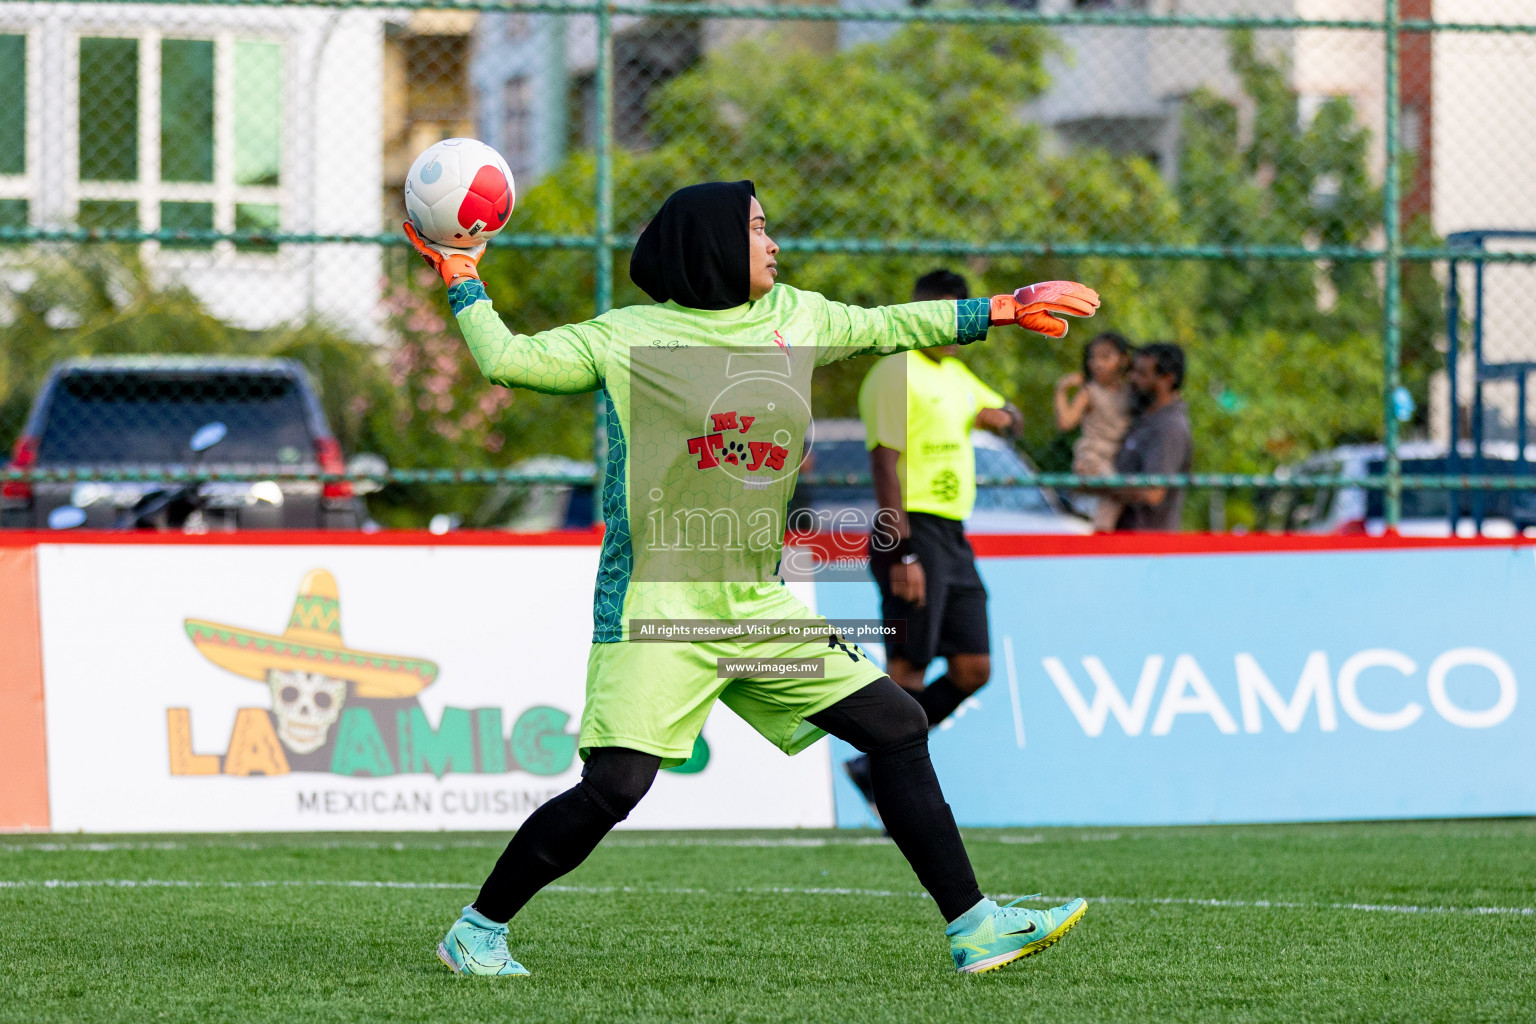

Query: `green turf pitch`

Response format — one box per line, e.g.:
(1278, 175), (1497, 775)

(2, 821), (1533, 1023)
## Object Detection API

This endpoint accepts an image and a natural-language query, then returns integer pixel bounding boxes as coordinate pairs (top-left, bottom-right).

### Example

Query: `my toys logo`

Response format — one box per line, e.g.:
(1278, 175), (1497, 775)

(167, 570), (579, 780)
(686, 409), (791, 475)
(685, 343), (813, 485)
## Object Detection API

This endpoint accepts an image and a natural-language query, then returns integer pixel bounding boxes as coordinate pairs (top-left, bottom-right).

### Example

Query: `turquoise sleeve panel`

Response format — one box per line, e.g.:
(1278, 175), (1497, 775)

(453, 293), (608, 395)
(447, 279), (488, 316)
(813, 297), (965, 367)
(956, 298), (991, 345)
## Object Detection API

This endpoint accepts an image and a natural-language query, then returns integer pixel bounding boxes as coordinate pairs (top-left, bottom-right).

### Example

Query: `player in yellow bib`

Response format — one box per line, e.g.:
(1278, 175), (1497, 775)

(404, 181), (1099, 975)
(845, 269), (1023, 814)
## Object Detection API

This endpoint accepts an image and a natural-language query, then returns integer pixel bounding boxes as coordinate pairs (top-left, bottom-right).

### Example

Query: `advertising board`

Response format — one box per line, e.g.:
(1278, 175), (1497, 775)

(819, 541), (1536, 826)
(0, 548), (47, 830)
(8, 534), (1536, 832)
(30, 541), (835, 832)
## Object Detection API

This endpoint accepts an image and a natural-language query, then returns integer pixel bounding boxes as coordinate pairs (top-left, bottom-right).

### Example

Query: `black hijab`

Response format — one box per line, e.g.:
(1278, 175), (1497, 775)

(629, 180), (756, 310)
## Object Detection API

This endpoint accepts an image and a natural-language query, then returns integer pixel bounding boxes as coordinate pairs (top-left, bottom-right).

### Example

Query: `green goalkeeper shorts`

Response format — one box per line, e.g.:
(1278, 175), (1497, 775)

(578, 630), (888, 768)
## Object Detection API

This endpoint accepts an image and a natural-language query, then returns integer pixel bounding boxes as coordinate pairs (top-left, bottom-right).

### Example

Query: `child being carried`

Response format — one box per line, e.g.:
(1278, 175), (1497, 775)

(1054, 332), (1133, 532)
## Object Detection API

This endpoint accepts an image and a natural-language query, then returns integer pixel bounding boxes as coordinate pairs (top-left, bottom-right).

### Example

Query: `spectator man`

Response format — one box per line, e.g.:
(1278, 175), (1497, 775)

(1111, 342), (1192, 531)
(844, 268), (1023, 814)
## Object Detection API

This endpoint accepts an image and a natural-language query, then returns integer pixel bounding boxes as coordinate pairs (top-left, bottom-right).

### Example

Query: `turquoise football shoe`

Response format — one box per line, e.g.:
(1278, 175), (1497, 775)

(946, 895), (1087, 974)
(437, 905), (530, 977)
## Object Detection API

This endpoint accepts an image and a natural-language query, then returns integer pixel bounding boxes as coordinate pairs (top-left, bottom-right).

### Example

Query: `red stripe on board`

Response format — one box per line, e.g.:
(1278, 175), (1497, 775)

(786, 530), (1535, 561)
(0, 527), (607, 547)
(0, 528), (1528, 556)
(966, 532), (1535, 557)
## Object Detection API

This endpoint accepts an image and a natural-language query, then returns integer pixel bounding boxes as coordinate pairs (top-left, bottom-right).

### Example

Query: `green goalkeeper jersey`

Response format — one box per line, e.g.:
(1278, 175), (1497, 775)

(448, 280), (991, 641)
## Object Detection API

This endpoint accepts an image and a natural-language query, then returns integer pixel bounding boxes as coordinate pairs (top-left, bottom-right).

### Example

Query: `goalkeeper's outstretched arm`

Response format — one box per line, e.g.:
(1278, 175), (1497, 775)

(814, 282), (1101, 366)
(405, 222), (606, 396)
(448, 281), (606, 396)
(814, 297), (993, 366)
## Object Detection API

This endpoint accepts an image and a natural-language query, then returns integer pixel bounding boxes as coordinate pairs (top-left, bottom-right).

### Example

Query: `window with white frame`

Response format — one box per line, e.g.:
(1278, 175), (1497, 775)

(74, 33), (283, 251)
(0, 33), (29, 232)
(501, 76), (531, 182)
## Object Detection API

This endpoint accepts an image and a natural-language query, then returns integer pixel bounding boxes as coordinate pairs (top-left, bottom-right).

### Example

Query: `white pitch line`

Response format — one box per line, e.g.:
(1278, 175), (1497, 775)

(0, 842), (216, 853)
(2, 879), (1532, 917)
(0, 879), (472, 890)
(5, 835), (1133, 852)
(0, 837), (906, 853)
(1003, 634), (1025, 749)
(3, 828), (1532, 853)
(603, 837), (897, 848)
(1038, 894), (1536, 918)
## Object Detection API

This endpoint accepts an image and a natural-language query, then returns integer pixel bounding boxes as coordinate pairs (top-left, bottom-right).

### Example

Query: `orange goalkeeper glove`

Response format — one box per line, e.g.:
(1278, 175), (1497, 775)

(403, 221), (485, 288)
(989, 281), (1101, 338)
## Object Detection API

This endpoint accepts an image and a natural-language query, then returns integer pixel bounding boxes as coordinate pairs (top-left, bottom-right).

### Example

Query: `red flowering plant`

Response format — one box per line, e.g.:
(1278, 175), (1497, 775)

(382, 269), (516, 458)
(339, 267), (593, 528)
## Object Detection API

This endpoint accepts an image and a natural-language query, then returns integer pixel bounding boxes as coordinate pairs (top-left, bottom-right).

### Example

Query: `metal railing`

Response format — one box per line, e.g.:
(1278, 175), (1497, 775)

(4, 0), (1536, 531)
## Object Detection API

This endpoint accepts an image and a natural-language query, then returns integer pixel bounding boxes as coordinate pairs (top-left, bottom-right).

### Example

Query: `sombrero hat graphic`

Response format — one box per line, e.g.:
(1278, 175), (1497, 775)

(185, 569), (438, 699)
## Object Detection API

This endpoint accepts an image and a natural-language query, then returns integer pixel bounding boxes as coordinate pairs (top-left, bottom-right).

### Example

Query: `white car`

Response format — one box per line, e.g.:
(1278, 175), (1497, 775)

(1266, 440), (1536, 537)
(790, 418), (1090, 537)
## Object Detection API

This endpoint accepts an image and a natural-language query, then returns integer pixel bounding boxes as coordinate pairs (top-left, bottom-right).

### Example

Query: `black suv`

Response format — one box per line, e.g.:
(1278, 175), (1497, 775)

(2, 357), (363, 530)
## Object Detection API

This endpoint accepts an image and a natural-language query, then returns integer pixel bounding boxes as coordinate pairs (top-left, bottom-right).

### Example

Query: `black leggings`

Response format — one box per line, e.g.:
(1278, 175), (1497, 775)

(472, 676), (983, 923)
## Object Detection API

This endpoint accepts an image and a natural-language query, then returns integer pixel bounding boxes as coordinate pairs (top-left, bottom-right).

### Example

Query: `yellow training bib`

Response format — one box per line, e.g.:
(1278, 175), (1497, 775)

(858, 350), (1005, 521)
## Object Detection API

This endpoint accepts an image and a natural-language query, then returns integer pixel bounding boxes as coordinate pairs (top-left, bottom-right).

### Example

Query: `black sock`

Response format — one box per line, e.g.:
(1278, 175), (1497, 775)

(869, 734), (985, 920)
(810, 678), (984, 922)
(470, 782), (618, 923)
(472, 748), (659, 923)
(913, 675), (967, 727)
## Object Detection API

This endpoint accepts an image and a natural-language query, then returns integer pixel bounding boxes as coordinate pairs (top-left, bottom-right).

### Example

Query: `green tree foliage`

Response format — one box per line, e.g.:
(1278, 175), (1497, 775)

(1172, 31), (1388, 489)
(311, 269), (590, 525)
(0, 246), (268, 443)
(1170, 31), (1441, 525)
(0, 251), (588, 527)
(1, 26), (1441, 533)
(1181, 32), (1383, 340)
(482, 23), (1197, 469)
(486, 25), (1434, 529)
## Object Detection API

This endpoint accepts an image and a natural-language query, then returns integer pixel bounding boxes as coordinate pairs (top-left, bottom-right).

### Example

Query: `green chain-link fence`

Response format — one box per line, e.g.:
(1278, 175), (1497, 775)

(2, 0), (1535, 532)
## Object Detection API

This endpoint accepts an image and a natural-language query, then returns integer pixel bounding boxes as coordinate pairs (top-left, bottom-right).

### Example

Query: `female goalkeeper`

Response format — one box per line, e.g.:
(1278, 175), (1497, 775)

(404, 179), (1099, 977)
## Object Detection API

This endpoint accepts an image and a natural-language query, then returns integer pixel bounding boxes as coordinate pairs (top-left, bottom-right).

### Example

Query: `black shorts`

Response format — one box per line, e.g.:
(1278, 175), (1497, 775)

(869, 512), (990, 671)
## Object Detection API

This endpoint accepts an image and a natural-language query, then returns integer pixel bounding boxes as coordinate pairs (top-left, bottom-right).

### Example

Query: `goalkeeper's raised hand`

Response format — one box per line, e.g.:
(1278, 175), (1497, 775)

(403, 221), (485, 288)
(988, 281), (1101, 338)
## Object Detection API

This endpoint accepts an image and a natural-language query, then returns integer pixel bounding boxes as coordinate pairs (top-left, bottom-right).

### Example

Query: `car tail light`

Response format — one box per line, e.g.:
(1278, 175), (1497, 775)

(2, 435), (38, 501)
(314, 437), (354, 500)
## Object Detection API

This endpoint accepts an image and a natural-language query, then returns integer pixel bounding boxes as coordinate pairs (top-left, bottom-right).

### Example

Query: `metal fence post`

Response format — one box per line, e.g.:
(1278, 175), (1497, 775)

(594, 2), (615, 316)
(1447, 256), (1460, 532)
(592, 1), (616, 514)
(1382, 0), (1404, 530)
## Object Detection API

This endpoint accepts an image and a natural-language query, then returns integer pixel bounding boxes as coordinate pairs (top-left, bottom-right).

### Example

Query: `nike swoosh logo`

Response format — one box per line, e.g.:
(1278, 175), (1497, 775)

(1002, 921), (1038, 937)
(460, 944), (497, 970)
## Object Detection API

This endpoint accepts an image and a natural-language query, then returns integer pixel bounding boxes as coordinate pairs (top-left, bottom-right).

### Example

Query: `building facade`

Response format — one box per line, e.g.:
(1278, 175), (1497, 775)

(0, 2), (386, 337)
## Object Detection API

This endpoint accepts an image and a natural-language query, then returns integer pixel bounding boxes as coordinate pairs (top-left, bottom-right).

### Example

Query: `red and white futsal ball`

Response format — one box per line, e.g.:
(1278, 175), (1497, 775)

(404, 138), (515, 248)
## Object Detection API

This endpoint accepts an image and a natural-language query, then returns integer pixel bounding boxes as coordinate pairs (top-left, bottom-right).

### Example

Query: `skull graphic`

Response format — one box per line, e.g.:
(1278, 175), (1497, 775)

(266, 669), (347, 753)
